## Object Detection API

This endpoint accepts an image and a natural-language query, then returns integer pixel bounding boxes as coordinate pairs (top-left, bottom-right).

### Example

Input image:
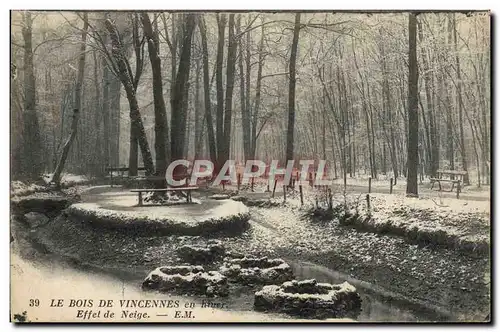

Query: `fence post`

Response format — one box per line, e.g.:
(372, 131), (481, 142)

(366, 194), (371, 215)
(368, 177), (372, 193)
(299, 184), (304, 206)
(109, 165), (113, 187)
(390, 178), (393, 194)
(283, 185), (287, 203)
(456, 180), (461, 199)
(328, 188), (333, 210)
(237, 173), (241, 191)
(272, 179), (278, 198)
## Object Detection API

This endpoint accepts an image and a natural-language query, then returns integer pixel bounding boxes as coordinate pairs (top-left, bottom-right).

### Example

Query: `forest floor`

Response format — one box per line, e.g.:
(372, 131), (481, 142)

(10, 181), (491, 322)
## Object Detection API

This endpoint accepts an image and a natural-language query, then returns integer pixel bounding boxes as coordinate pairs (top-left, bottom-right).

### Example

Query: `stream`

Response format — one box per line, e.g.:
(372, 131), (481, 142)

(11, 208), (453, 322)
(289, 261), (449, 322)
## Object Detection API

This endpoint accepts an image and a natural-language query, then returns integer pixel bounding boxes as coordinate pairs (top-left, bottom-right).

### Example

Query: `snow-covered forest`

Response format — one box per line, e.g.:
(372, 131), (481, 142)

(10, 11), (490, 192)
(10, 11), (491, 323)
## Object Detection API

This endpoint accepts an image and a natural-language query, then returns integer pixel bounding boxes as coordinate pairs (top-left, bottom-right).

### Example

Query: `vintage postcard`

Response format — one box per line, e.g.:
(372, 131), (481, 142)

(10, 10), (491, 323)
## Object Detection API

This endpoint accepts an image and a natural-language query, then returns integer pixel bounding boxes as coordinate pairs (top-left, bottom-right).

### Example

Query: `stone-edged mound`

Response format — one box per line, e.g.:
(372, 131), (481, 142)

(11, 193), (74, 217)
(219, 256), (294, 285)
(339, 211), (489, 257)
(65, 200), (250, 236)
(254, 279), (362, 319)
(176, 240), (226, 264)
(142, 265), (228, 297)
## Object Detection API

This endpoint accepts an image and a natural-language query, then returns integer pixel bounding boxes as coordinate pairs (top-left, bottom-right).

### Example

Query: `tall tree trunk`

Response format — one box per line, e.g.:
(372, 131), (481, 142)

(51, 13), (89, 185)
(194, 52), (203, 160)
(251, 22), (265, 159)
(379, 34), (399, 181)
(245, 21), (252, 158)
(418, 20), (439, 177)
(286, 13), (301, 164)
(365, 67), (377, 179)
(109, 78), (121, 166)
(105, 18), (155, 175)
(11, 63), (24, 179)
(170, 14), (196, 162)
(238, 16), (251, 162)
(444, 18), (455, 173)
(92, 50), (102, 175)
(452, 13), (470, 185)
(352, 40), (375, 178)
(406, 13), (419, 197)
(198, 17), (217, 164)
(21, 11), (43, 180)
(215, 14), (226, 170)
(142, 13), (168, 178)
(222, 14), (236, 164)
(101, 41), (111, 168)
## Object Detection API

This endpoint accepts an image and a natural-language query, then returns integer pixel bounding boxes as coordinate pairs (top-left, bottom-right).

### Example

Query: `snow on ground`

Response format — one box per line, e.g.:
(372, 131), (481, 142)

(11, 174), (91, 197)
(362, 193), (490, 246)
(43, 173), (90, 186)
(369, 192), (489, 215)
(10, 181), (48, 197)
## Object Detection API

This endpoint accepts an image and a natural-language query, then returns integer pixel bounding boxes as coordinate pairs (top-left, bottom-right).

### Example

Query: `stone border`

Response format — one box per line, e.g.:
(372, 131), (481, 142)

(65, 201), (250, 236)
(339, 214), (489, 257)
(254, 279), (361, 319)
(219, 256), (294, 285)
(176, 240), (226, 264)
(142, 265), (229, 297)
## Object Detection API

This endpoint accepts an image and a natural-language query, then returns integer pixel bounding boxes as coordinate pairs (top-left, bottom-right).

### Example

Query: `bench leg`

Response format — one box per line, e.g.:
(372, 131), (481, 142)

(138, 192), (143, 206)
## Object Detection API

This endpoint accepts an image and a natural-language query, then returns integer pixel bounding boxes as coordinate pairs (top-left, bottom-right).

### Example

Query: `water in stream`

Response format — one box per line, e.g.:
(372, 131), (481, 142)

(289, 261), (448, 322)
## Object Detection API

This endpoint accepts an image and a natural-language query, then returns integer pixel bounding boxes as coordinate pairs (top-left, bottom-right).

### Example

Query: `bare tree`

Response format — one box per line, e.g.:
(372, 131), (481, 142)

(286, 13), (301, 165)
(141, 13), (168, 179)
(198, 17), (217, 165)
(104, 15), (155, 175)
(21, 11), (43, 180)
(406, 13), (419, 197)
(170, 14), (196, 162)
(51, 12), (89, 186)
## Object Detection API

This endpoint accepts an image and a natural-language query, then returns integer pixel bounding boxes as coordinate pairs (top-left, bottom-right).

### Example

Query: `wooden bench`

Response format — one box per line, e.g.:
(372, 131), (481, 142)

(430, 169), (467, 192)
(430, 178), (461, 192)
(130, 187), (199, 206)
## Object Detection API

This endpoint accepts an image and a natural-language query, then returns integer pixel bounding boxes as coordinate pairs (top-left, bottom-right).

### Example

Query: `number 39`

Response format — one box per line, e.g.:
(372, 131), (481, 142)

(29, 299), (40, 307)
